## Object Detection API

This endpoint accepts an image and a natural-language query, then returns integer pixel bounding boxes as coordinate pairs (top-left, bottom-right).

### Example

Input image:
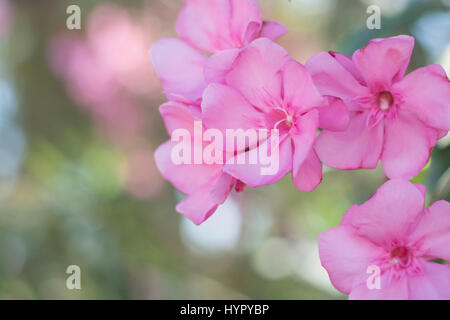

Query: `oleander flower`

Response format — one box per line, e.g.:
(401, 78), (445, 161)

(202, 38), (347, 191)
(318, 179), (450, 300)
(155, 102), (244, 225)
(307, 35), (450, 179)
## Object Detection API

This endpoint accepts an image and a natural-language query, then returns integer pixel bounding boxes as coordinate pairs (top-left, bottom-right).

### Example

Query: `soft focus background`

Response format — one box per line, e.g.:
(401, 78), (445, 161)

(0, 0), (449, 299)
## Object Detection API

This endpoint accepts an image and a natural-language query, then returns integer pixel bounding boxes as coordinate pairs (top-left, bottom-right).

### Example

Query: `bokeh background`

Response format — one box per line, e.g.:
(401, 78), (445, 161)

(0, 0), (449, 299)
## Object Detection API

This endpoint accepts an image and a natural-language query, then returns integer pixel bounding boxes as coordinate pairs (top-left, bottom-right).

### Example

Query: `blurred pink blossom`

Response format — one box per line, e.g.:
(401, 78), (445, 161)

(50, 3), (160, 106)
(49, 3), (163, 199)
(0, 0), (12, 37)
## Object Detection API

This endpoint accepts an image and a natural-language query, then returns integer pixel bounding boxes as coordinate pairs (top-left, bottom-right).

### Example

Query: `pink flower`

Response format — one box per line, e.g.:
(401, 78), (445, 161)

(307, 35), (450, 179)
(151, 0), (287, 102)
(202, 38), (347, 191)
(154, 102), (243, 225)
(318, 179), (450, 300)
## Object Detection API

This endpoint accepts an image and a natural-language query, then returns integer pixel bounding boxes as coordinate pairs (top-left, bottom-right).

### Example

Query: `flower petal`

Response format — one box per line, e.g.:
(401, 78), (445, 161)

(175, 0), (233, 53)
(151, 38), (207, 101)
(291, 110), (319, 177)
(260, 21), (288, 40)
(154, 140), (222, 195)
(223, 135), (292, 187)
(204, 48), (240, 84)
(229, 0), (262, 44)
(176, 181), (219, 225)
(292, 150), (322, 192)
(407, 262), (450, 300)
(225, 38), (289, 111)
(318, 97), (350, 131)
(350, 179), (425, 248)
(283, 60), (325, 112)
(305, 52), (369, 104)
(315, 112), (384, 170)
(202, 83), (264, 132)
(318, 225), (384, 293)
(328, 51), (366, 85)
(175, 0), (263, 53)
(381, 111), (439, 179)
(349, 273), (409, 300)
(394, 64), (450, 131)
(159, 102), (197, 136)
(352, 35), (414, 91)
(210, 172), (235, 204)
(409, 200), (450, 261)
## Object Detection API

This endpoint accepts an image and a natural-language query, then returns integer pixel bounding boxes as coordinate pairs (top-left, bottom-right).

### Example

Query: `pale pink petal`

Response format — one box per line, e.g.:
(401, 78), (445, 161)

(409, 200), (450, 261)
(318, 97), (350, 131)
(175, 0), (233, 53)
(408, 262), (450, 300)
(204, 48), (240, 84)
(318, 225), (384, 293)
(381, 112), (439, 179)
(315, 112), (384, 170)
(224, 136), (292, 187)
(260, 21), (288, 40)
(154, 141), (222, 195)
(210, 172), (235, 204)
(225, 38), (289, 111)
(159, 102), (197, 136)
(282, 60), (325, 112)
(291, 110), (319, 176)
(151, 38), (207, 101)
(176, 182), (219, 225)
(349, 273), (409, 300)
(352, 35), (414, 91)
(202, 83), (266, 153)
(328, 51), (366, 85)
(350, 179), (425, 248)
(305, 52), (369, 104)
(414, 184), (426, 199)
(243, 21), (262, 45)
(340, 204), (360, 225)
(229, 0), (262, 44)
(292, 150), (322, 192)
(202, 83), (264, 133)
(394, 64), (450, 131)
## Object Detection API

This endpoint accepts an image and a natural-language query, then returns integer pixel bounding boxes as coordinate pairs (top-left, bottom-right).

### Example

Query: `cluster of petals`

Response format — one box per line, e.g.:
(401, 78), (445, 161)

(202, 39), (348, 192)
(152, 0), (290, 224)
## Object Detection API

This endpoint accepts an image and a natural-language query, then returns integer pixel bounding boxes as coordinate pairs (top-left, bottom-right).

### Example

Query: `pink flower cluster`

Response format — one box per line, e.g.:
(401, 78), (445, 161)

(152, 0), (450, 299)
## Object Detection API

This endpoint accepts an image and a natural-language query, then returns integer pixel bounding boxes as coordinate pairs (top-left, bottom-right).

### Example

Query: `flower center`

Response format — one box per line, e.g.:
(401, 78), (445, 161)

(267, 107), (294, 130)
(390, 246), (410, 267)
(377, 91), (394, 111)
